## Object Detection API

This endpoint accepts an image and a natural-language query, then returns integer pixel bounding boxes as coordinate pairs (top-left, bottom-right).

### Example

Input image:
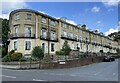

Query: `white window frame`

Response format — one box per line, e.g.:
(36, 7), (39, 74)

(76, 35), (79, 41)
(15, 14), (19, 20)
(62, 23), (66, 28)
(13, 40), (18, 50)
(50, 31), (56, 40)
(42, 17), (47, 23)
(80, 36), (82, 42)
(42, 43), (45, 52)
(76, 28), (78, 32)
(41, 29), (47, 38)
(26, 13), (32, 20)
(50, 21), (55, 26)
(69, 26), (73, 30)
(14, 26), (19, 37)
(51, 43), (55, 52)
(25, 40), (31, 50)
(25, 26), (32, 37)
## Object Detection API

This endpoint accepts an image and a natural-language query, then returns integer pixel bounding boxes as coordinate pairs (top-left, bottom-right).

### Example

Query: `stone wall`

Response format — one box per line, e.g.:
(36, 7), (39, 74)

(2, 56), (104, 69)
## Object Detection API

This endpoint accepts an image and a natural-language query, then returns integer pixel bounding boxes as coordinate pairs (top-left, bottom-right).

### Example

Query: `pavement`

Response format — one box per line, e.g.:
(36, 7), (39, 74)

(0, 65), (20, 69)
(1, 59), (119, 81)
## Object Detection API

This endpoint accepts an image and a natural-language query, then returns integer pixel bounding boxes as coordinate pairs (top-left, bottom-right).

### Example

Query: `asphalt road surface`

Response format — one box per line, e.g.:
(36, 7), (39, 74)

(1, 59), (119, 81)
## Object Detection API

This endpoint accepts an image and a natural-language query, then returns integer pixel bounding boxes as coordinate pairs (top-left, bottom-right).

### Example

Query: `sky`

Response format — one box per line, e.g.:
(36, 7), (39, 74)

(1, 0), (119, 36)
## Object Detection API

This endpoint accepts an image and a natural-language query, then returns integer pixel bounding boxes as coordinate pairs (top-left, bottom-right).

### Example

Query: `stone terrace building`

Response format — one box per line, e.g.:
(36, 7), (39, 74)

(8, 9), (119, 56)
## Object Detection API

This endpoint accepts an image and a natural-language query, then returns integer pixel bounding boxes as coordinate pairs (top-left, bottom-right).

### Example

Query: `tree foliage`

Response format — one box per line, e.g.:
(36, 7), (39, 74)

(31, 46), (44, 60)
(116, 48), (120, 54)
(2, 19), (9, 46)
(62, 40), (71, 55)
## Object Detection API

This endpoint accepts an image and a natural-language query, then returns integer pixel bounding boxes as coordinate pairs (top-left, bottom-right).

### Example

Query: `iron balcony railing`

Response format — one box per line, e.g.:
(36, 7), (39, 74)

(10, 33), (35, 39)
(40, 35), (58, 42)
(61, 34), (77, 41)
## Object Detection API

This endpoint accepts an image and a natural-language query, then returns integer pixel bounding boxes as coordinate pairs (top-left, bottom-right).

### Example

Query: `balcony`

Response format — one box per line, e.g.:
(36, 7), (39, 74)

(61, 34), (77, 41)
(10, 33), (35, 39)
(40, 35), (58, 42)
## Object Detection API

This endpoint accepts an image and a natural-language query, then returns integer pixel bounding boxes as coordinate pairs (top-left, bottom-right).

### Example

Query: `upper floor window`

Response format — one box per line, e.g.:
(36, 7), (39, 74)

(26, 14), (32, 20)
(15, 14), (19, 20)
(41, 29), (47, 38)
(25, 26), (32, 37)
(69, 32), (74, 39)
(62, 31), (67, 37)
(50, 21), (55, 26)
(42, 17), (46, 23)
(76, 35), (79, 41)
(50, 31), (56, 40)
(25, 41), (31, 50)
(14, 26), (19, 37)
(62, 23), (66, 28)
(76, 28), (78, 32)
(14, 41), (18, 50)
(69, 26), (73, 31)
(80, 36), (82, 42)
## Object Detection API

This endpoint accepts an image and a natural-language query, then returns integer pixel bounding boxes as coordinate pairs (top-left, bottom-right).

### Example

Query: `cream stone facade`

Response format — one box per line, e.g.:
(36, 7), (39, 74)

(8, 9), (119, 56)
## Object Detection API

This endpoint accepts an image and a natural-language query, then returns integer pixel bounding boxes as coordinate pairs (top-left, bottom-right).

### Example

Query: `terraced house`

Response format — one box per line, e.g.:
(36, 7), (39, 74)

(8, 9), (119, 56)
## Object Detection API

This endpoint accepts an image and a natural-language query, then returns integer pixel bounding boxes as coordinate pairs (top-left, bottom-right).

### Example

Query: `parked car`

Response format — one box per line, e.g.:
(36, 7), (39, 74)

(103, 55), (115, 62)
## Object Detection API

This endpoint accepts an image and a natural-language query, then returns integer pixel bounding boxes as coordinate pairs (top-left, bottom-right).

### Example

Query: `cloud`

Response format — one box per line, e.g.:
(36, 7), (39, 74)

(91, 6), (100, 13)
(53, 16), (77, 25)
(2, 0), (28, 14)
(66, 19), (77, 25)
(105, 28), (118, 36)
(0, 13), (9, 19)
(38, 11), (48, 15)
(1, 0), (28, 19)
(102, 0), (119, 7)
(97, 21), (101, 24)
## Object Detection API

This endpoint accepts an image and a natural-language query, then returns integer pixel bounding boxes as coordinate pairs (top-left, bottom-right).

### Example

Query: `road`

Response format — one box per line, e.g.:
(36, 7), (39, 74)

(1, 59), (119, 81)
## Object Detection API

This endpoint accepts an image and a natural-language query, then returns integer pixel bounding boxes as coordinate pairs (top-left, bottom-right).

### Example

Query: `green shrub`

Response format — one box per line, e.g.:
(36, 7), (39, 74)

(31, 46), (44, 60)
(2, 54), (11, 62)
(56, 50), (64, 55)
(11, 52), (22, 61)
(8, 50), (15, 56)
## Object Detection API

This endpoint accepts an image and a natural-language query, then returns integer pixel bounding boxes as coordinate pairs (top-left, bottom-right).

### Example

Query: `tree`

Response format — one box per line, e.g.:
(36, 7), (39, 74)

(2, 19), (9, 56)
(62, 40), (71, 56)
(31, 46), (44, 69)
(116, 48), (120, 55)
(2, 19), (9, 47)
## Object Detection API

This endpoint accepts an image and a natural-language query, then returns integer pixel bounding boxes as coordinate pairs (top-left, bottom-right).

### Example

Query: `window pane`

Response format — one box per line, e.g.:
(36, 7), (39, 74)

(14, 41), (17, 50)
(15, 14), (19, 20)
(25, 27), (31, 37)
(25, 41), (31, 50)
(50, 21), (55, 26)
(15, 26), (19, 37)
(51, 43), (54, 52)
(26, 14), (32, 20)
(42, 17), (46, 23)
(41, 29), (47, 38)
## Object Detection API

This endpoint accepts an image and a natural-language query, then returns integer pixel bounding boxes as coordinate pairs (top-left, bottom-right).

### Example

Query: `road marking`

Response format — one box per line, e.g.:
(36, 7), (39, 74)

(0, 75), (16, 78)
(33, 79), (46, 81)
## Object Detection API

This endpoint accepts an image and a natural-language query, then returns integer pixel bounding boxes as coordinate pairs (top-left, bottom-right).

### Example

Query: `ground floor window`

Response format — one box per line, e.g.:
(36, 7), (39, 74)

(14, 41), (17, 50)
(25, 41), (31, 50)
(42, 43), (45, 52)
(80, 43), (82, 49)
(51, 43), (54, 52)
